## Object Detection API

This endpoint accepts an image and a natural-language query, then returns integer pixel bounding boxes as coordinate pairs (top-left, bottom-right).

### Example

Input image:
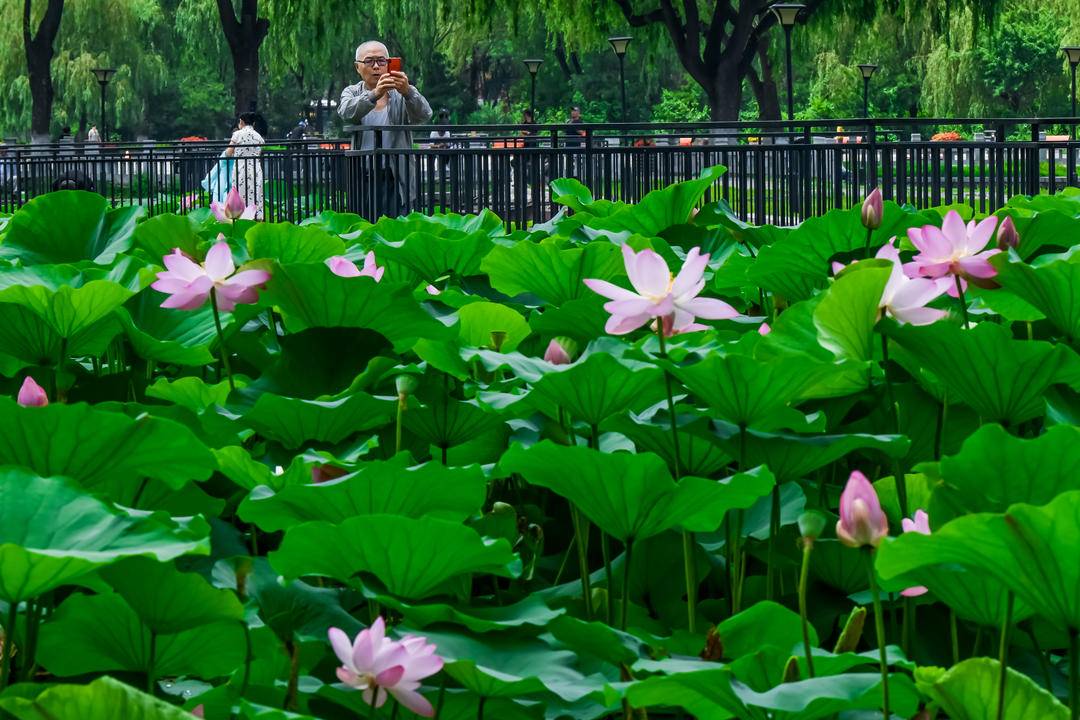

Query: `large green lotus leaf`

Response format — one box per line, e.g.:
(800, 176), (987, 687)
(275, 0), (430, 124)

(668, 353), (848, 431)
(931, 424), (1080, 523)
(1010, 210), (1080, 258)
(403, 396), (506, 450)
(119, 293), (217, 366)
(809, 539), (871, 595)
(0, 398), (216, 491)
(377, 230), (494, 283)
(363, 208), (505, 241)
(588, 165), (727, 237)
(916, 658), (1068, 720)
(370, 593), (563, 634)
(711, 420), (909, 483)
(300, 209), (369, 234)
(246, 222), (345, 264)
(876, 491), (1080, 632)
(749, 201), (938, 301)
(0, 280), (134, 338)
(0, 470), (209, 602)
(0, 302), (122, 364)
(242, 391), (394, 449)
(36, 591), (244, 678)
(813, 261), (892, 362)
(719, 600), (817, 658)
(551, 177), (619, 215)
(262, 263), (451, 349)
(238, 461), (487, 531)
(131, 212), (204, 261)
(455, 301), (530, 351)
(0, 676), (196, 720)
(480, 239), (623, 305)
(0, 191), (142, 264)
(501, 441), (772, 541)
(146, 376), (230, 413)
(0, 256), (147, 293)
(885, 320), (1080, 425)
(100, 557), (243, 634)
(605, 413), (731, 477)
(625, 667), (748, 720)
(460, 347), (559, 383)
(528, 295), (610, 344)
(993, 255), (1080, 342)
(529, 352), (667, 426)
(270, 515), (519, 599)
(247, 558), (363, 643)
(755, 296), (834, 362)
(880, 562), (1033, 628)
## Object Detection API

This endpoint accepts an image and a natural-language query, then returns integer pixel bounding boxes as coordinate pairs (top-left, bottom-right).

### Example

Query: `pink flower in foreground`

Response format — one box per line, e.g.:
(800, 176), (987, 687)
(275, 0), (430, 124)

(191, 706), (205, 718)
(544, 338), (573, 365)
(757, 322), (771, 336)
(905, 210), (1001, 297)
(584, 245), (739, 335)
(326, 252), (384, 282)
(328, 618), (443, 716)
(900, 509), (931, 597)
(211, 187), (256, 223)
(877, 242), (949, 326)
(151, 239), (271, 311)
(836, 470), (888, 549)
(17, 376), (48, 407)
(996, 215), (1019, 251)
(861, 188), (883, 230)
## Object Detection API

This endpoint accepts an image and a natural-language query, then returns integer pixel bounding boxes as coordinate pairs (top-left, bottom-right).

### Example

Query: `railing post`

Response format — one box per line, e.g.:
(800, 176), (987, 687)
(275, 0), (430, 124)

(1029, 122), (1041, 197)
(868, 120), (878, 189)
(996, 122), (1007, 210)
(801, 125), (812, 220)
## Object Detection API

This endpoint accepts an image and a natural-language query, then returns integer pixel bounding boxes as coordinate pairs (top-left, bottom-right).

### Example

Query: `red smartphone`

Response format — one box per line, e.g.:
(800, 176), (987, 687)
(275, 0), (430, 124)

(388, 57), (402, 73)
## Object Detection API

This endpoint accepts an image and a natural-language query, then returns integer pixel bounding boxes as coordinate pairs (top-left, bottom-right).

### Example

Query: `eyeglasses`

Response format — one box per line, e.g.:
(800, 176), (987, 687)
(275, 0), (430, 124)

(356, 58), (389, 67)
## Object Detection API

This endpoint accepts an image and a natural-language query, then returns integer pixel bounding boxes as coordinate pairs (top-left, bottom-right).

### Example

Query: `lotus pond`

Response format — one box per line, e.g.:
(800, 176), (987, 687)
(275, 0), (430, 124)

(1, 171), (1080, 720)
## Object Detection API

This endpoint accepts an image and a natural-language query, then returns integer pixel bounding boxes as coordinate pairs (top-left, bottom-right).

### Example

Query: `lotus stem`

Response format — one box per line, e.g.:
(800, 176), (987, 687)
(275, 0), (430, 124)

(147, 631), (157, 694)
(571, 505), (593, 619)
(20, 598), (43, 683)
(285, 639), (300, 710)
(798, 539), (816, 677)
(369, 687), (379, 720)
(1069, 628), (1078, 720)
(866, 548), (890, 720)
(864, 226), (874, 259)
(433, 674), (447, 719)
(1023, 622), (1053, 692)
(880, 333), (908, 517)
(395, 394), (405, 455)
(767, 485), (780, 601)
(477, 696), (486, 720)
(390, 700), (399, 720)
(621, 539), (634, 631)
(996, 592), (1014, 720)
(950, 609), (960, 665)
(1, 600), (16, 689)
(241, 623), (252, 696)
(601, 531), (613, 625)
(209, 288), (235, 392)
(955, 276), (971, 329)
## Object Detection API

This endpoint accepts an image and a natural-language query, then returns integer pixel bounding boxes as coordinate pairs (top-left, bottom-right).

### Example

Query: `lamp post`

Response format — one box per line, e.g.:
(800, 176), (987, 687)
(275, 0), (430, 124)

(858, 64), (877, 118)
(91, 68), (116, 141)
(608, 36), (632, 122)
(769, 3), (804, 132)
(1064, 47), (1080, 118)
(523, 59), (543, 116)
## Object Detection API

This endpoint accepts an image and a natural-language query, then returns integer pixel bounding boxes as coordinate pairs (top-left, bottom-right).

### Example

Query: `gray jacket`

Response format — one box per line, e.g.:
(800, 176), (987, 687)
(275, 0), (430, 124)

(338, 83), (432, 208)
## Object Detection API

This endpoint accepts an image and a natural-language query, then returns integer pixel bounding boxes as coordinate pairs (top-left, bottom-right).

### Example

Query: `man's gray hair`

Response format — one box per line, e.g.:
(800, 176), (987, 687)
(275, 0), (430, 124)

(355, 40), (388, 62)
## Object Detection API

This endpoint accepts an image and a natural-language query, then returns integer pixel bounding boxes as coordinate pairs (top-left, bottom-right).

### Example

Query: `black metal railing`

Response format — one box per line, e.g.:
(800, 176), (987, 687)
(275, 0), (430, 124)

(2, 118), (1078, 227)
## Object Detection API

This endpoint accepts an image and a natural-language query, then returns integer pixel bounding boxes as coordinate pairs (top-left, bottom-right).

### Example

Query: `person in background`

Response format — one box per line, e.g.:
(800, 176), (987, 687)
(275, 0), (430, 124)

(339, 40), (432, 216)
(87, 125), (101, 142)
(429, 108), (451, 148)
(565, 106), (586, 147)
(226, 111), (265, 220)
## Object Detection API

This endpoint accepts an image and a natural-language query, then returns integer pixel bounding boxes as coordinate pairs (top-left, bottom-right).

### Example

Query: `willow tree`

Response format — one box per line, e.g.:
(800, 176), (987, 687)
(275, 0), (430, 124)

(21, 0), (64, 140)
(215, 0), (269, 115)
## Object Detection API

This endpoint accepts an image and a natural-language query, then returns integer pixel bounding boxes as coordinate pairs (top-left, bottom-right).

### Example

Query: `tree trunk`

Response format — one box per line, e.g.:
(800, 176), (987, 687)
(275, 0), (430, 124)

(704, 67), (744, 121)
(23, 0), (65, 142)
(216, 0), (269, 117)
(750, 36), (782, 120)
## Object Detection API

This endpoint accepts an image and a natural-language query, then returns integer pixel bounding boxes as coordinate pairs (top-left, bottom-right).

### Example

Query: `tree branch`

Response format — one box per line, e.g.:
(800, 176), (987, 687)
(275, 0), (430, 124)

(610, 0), (666, 28)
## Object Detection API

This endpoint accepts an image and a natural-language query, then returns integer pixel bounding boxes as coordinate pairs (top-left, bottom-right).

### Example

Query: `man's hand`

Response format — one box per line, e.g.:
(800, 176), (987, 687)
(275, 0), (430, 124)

(387, 71), (411, 95)
(370, 73), (398, 100)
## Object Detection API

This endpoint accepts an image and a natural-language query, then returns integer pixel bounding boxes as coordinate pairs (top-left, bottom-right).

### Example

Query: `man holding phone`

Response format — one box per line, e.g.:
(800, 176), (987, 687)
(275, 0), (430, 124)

(339, 40), (433, 216)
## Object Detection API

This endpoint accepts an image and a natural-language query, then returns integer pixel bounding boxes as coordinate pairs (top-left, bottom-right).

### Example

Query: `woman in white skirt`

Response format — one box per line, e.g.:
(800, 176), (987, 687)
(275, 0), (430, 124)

(226, 111), (265, 219)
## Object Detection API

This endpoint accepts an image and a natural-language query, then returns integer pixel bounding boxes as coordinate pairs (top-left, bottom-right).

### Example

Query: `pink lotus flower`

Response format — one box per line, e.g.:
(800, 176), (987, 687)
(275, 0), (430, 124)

(544, 338), (572, 365)
(900, 509), (931, 597)
(191, 706), (204, 718)
(584, 245), (739, 335)
(861, 188), (883, 230)
(152, 238), (271, 311)
(996, 215), (1019, 251)
(17, 376), (48, 407)
(836, 470), (888, 549)
(877, 242), (949, 326)
(905, 211), (1001, 297)
(326, 252), (384, 282)
(758, 322), (771, 336)
(425, 284), (441, 295)
(328, 618), (443, 716)
(178, 193), (200, 213)
(211, 187), (255, 223)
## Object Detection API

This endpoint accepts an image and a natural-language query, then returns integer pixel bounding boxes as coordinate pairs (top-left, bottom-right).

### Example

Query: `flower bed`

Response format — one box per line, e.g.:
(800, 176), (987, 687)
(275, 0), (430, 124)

(0, 169), (1077, 718)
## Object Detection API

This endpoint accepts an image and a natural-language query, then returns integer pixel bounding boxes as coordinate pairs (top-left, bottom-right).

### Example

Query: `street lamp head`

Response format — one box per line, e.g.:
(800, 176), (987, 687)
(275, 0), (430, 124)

(769, 3), (806, 28)
(1064, 46), (1080, 66)
(523, 59), (544, 76)
(608, 36), (632, 57)
(91, 67), (116, 85)
(858, 64), (878, 80)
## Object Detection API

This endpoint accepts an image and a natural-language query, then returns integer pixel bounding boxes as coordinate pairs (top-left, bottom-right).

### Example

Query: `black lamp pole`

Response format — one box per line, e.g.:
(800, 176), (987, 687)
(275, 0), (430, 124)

(1065, 47), (1080, 118)
(523, 59), (543, 116)
(608, 36), (632, 122)
(769, 4), (804, 139)
(91, 68), (116, 141)
(858, 64), (878, 118)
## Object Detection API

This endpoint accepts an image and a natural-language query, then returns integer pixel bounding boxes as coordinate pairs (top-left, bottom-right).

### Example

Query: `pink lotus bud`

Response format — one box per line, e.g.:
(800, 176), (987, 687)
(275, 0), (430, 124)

(900, 509), (931, 597)
(425, 284), (442, 295)
(835, 470), (888, 549)
(192, 706), (205, 718)
(996, 215), (1019, 250)
(223, 187), (247, 219)
(757, 322), (771, 336)
(17, 376), (48, 407)
(861, 188), (883, 231)
(543, 338), (575, 365)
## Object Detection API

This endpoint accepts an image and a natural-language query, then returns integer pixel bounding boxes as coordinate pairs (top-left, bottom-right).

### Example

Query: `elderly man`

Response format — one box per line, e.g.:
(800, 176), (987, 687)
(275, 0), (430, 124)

(339, 41), (432, 216)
